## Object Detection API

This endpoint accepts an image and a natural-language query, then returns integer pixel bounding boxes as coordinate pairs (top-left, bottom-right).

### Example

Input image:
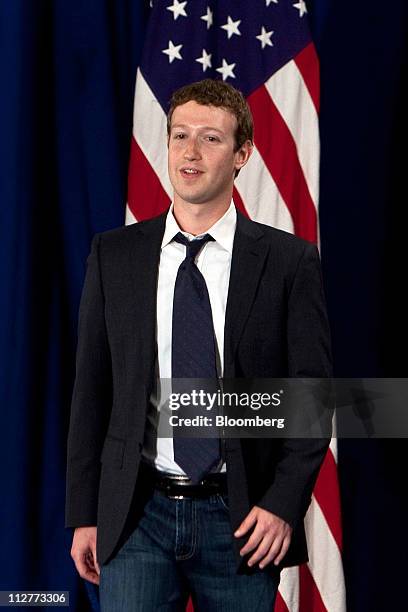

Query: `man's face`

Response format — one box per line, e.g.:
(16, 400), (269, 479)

(168, 100), (251, 208)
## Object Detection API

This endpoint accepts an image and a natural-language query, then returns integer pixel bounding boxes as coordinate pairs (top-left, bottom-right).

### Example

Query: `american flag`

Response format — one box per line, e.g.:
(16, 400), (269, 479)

(127, 1), (345, 610)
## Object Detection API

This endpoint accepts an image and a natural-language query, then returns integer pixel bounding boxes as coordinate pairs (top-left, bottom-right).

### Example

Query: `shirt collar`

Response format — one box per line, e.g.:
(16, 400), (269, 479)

(161, 201), (237, 254)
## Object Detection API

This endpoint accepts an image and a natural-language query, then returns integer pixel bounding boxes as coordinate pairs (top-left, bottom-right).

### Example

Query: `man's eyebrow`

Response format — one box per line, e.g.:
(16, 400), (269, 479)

(170, 124), (225, 134)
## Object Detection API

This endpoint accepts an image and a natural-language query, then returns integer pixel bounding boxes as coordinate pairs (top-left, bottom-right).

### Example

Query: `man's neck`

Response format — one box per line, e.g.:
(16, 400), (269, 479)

(173, 198), (231, 236)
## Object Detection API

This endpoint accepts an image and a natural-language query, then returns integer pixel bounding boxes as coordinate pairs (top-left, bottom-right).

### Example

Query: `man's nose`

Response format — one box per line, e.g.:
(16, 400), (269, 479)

(183, 138), (201, 160)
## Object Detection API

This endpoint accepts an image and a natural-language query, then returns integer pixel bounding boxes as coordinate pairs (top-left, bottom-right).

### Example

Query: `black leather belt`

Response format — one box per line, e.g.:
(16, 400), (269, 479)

(141, 462), (227, 499)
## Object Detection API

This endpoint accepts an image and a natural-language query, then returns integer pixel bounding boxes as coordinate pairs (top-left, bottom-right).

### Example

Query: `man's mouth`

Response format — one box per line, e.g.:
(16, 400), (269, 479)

(180, 167), (203, 177)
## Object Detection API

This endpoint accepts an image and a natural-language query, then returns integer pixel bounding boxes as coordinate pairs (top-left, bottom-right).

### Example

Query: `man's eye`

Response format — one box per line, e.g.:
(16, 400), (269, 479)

(206, 136), (218, 142)
(174, 133), (185, 139)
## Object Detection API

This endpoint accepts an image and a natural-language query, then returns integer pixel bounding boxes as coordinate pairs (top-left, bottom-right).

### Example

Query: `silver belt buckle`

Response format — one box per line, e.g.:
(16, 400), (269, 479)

(163, 475), (191, 499)
(168, 494), (187, 499)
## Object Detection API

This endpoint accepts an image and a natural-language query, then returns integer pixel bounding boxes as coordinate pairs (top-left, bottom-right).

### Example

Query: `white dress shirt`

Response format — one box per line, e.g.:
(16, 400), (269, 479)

(141, 201), (237, 474)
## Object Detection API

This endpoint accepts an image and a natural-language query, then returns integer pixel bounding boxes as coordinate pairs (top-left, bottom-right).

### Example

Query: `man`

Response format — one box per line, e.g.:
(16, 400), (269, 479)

(66, 79), (332, 610)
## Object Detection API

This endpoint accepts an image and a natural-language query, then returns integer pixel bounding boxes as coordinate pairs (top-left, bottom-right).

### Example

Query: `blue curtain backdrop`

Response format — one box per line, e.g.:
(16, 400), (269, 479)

(309, 2), (408, 611)
(0, 1), (149, 609)
(0, 1), (406, 611)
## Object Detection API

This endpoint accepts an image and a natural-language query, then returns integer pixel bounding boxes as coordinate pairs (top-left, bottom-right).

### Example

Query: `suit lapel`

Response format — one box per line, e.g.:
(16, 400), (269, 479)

(125, 212), (167, 385)
(224, 212), (269, 377)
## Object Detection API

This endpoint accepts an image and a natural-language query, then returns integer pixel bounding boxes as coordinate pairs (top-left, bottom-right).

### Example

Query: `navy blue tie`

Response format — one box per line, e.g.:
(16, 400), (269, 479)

(171, 232), (221, 483)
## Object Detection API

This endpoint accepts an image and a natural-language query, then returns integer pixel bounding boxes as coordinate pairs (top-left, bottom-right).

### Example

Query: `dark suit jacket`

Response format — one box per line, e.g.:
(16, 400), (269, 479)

(65, 209), (332, 574)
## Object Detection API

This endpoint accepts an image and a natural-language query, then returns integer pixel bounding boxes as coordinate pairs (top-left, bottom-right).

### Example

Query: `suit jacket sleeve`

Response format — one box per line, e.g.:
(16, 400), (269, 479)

(257, 242), (333, 529)
(65, 233), (112, 527)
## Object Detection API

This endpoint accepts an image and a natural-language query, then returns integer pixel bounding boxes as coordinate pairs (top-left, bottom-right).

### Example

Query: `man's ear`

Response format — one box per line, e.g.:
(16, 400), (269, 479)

(234, 140), (254, 174)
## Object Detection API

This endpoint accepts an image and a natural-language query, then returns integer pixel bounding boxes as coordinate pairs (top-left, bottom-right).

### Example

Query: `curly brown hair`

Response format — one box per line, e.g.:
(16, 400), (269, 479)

(167, 79), (254, 152)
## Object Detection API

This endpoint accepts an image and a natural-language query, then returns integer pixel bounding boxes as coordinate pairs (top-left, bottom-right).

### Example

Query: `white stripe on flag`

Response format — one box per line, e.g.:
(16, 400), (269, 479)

(330, 421), (339, 462)
(125, 203), (137, 225)
(305, 496), (346, 612)
(133, 69), (173, 198)
(265, 61), (320, 209)
(279, 566), (300, 612)
(235, 146), (294, 233)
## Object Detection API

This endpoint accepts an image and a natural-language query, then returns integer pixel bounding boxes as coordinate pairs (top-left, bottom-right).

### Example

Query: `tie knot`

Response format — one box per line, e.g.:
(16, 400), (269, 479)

(173, 232), (214, 260)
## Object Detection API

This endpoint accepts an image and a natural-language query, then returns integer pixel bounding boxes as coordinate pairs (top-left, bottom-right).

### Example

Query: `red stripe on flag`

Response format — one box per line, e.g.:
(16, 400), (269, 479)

(313, 450), (343, 552)
(274, 590), (291, 612)
(299, 564), (327, 612)
(128, 136), (170, 221)
(247, 86), (317, 243)
(232, 186), (250, 218)
(294, 43), (320, 113)
(186, 598), (193, 612)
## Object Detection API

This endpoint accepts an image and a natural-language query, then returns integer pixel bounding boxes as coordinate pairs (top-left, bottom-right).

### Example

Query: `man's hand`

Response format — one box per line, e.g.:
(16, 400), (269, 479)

(71, 526), (100, 585)
(234, 506), (293, 569)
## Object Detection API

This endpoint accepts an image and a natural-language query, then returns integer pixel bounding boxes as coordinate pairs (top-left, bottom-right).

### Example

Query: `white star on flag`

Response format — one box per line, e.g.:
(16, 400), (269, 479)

(162, 40), (183, 63)
(256, 26), (274, 49)
(200, 6), (213, 30)
(166, 0), (187, 20)
(266, 0), (278, 6)
(216, 59), (236, 81)
(293, 1), (307, 17)
(221, 16), (241, 39)
(196, 49), (212, 72)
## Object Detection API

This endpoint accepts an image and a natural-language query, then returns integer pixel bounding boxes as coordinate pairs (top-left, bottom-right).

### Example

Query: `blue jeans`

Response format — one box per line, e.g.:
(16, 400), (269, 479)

(99, 488), (280, 611)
